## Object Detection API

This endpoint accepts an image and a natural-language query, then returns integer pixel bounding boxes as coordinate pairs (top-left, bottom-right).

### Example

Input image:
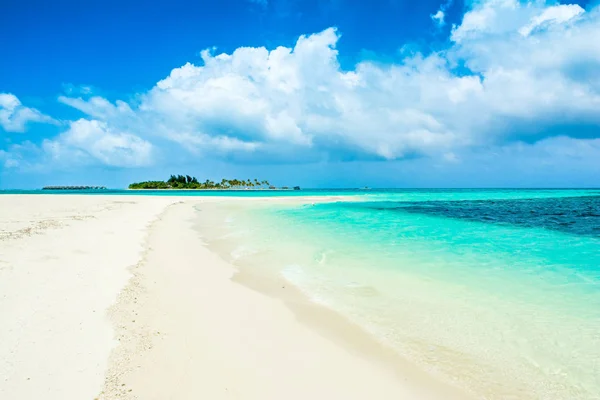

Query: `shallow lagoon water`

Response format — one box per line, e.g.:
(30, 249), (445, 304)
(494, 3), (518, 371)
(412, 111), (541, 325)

(198, 190), (600, 399)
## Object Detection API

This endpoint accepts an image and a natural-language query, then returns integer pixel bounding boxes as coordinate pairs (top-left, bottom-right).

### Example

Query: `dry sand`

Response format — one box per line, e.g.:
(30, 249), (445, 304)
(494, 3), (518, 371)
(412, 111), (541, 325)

(0, 195), (470, 400)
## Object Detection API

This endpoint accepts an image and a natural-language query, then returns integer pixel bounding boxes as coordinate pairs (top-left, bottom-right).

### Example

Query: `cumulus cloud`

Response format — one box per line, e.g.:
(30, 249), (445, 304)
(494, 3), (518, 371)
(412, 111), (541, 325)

(58, 1), (600, 165)
(451, 0), (523, 43)
(43, 119), (153, 167)
(519, 4), (584, 36)
(449, 2), (600, 133)
(0, 93), (56, 132)
(56, 29), (462, 161)
(6, 0), (600, 174)
(451, 1), (586, 42)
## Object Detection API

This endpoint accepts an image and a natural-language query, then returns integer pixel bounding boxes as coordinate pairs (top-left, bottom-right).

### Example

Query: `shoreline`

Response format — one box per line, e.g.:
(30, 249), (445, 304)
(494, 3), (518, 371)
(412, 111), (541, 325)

(1, 195), (470, 399)
(100, 198), (470, 399)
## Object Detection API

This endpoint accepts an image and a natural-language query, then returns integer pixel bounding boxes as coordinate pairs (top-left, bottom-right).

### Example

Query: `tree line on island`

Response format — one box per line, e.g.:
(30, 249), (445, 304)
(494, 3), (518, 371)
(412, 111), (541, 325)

(128, 175), (292, 190)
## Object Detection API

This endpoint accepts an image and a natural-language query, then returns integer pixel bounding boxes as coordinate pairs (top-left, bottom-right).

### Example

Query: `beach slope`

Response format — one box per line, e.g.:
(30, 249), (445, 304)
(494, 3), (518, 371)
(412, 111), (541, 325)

(0, 195), (467, 400)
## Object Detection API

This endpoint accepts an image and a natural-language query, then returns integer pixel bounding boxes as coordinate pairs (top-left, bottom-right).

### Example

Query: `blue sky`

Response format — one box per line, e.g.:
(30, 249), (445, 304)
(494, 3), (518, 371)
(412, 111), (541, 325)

(1, 0), (599, 188)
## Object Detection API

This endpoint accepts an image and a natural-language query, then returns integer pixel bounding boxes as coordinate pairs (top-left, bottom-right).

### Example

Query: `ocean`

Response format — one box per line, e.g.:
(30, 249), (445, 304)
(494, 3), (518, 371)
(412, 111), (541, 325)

(192, 189), (600, 399)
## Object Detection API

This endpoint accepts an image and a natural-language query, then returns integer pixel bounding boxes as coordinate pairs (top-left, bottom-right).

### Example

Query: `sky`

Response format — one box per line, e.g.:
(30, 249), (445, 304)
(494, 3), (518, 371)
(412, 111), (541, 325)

(1, 0), (599, 189)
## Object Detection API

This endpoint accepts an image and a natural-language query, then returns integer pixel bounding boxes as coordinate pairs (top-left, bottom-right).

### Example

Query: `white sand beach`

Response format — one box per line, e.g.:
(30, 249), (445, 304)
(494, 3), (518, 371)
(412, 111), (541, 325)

(0, 195), (470, 400)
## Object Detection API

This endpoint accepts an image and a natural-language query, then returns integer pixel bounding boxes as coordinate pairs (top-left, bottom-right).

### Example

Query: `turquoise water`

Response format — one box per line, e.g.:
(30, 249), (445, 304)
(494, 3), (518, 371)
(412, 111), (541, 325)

(196, 189), (600, 399)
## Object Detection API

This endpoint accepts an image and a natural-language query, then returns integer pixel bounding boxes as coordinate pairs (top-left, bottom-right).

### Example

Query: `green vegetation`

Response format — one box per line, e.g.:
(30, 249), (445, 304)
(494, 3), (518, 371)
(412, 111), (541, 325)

(128, 175), (272, 190)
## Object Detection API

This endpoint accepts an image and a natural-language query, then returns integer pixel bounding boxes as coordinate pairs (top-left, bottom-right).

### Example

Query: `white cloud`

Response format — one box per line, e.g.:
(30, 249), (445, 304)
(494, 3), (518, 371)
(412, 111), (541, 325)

(58, 28), (465, 161)
(7, 1), (599, 171)
(432, 10), (446, 26)
(58, 96), (136, 120)
(0, 93), (56, 132)
(451, 0), (528, 43)
(452, 1), (587, 42)
(519, 4), (584, 36)
(43, 119), (153, 167)
(0, 141), (44, 170)
(60, 3), (600, 165)
(432, 0), (453, 27)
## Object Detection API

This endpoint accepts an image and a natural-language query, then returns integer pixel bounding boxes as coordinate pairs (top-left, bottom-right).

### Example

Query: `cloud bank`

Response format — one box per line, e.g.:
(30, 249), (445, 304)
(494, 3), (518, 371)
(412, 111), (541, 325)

(2, 0), (600, 178)
(0, 93), (56, 133)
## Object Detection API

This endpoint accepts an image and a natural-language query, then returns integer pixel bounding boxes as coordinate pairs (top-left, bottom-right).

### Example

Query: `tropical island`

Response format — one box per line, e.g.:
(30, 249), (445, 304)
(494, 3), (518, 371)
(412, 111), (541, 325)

(129, 174), (298, 190)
